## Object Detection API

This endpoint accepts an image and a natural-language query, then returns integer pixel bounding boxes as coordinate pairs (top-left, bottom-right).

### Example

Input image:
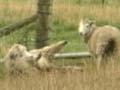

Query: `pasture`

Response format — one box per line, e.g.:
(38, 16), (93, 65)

(0, 0), (120, 90)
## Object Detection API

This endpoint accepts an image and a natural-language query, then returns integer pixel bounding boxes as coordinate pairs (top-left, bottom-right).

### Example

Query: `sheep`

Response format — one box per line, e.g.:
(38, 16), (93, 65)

(4, 44), (35, 75)
(78, 19), (120, 70)
(4, 40), (67, 75)
(29, 40), (67, 71)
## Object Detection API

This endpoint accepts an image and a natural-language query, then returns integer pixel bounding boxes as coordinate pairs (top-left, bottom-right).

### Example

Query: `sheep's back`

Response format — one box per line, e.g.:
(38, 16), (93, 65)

(88, 25), (120, 56)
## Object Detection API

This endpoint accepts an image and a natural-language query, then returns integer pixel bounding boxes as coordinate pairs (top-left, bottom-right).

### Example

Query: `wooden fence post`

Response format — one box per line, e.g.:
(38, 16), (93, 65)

(36, 0), (52, 48)
(101, 0), (105, 6)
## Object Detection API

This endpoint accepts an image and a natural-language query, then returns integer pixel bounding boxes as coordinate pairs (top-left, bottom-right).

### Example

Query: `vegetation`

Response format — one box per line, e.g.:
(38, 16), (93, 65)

(0, 0), (119, 53)
(0, 0), (119, 90)
(0, 64), (120, 90)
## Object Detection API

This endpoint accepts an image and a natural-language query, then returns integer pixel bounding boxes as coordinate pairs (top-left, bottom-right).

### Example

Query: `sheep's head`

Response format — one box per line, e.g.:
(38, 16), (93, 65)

(78, 19), (96, 37)
(6, 44), (33, 61)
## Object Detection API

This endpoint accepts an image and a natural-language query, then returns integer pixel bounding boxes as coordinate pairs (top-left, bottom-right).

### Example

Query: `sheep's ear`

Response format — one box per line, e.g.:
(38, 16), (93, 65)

(9, 52), (17, 60)
(14, 45), (20, 50)
(84, 18), (95, 25)
(89, 20), (96, 26)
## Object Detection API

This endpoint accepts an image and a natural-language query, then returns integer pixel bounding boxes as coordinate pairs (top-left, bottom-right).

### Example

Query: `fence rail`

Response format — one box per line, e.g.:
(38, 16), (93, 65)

(0, 14), (38, 37)
(54, 52), (91, 59)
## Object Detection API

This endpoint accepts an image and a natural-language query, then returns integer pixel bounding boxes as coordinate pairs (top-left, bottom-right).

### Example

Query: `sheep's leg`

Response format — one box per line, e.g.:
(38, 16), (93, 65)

(96, 56), (102, 70)
(96, 42), (107, 70)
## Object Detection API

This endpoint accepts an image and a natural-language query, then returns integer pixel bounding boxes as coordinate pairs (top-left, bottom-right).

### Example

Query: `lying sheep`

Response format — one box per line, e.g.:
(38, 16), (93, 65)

(4, 44), (35, 75)
(4, 40), (67, 75)
(29, 40), (67, 71)
(78, 19), (120, 69)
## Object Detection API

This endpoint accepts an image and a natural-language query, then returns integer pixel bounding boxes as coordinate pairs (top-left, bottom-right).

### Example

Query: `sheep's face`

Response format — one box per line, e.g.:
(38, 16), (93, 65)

(79, 19), (95, 37)
(7, 44), (33, 61)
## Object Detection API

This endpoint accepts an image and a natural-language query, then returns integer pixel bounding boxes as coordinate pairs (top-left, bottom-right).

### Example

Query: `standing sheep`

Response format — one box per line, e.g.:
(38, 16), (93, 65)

(78, 19), (120, 69)
(29, 40), (67, 71)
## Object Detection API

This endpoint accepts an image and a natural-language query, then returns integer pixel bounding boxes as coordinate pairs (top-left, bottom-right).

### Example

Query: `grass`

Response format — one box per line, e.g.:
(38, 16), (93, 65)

(0, 0), (119, 89)
(49, 19), (87, 52)
(0, 63), (120, 90)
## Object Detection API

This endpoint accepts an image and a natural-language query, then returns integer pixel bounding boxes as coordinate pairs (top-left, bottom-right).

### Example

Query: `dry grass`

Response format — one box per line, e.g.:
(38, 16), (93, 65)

(0, 0), (36, 23)
(0, 0), (119, 25)
(53, 2), (120, 25)
(0, 63), (120, 90)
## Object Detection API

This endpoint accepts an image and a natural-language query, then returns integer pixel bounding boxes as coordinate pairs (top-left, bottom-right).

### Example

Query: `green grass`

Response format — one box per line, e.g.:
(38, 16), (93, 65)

(49, 19), (87, 52)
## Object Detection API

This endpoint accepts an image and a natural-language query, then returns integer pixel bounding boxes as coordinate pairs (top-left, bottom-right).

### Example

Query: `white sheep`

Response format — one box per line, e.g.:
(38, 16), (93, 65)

(4, 40), (67, 75)
(78, 19), (120, 69)
(4, 44), (35, 75)
(29, 40), (67, 71)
